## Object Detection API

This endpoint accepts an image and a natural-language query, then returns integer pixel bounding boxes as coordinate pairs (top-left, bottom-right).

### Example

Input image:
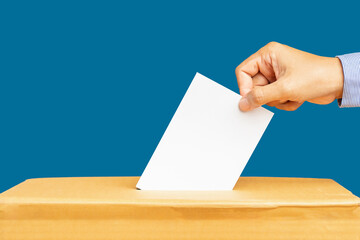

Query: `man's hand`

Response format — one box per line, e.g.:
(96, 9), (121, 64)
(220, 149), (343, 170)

(235, 42), (344, 111)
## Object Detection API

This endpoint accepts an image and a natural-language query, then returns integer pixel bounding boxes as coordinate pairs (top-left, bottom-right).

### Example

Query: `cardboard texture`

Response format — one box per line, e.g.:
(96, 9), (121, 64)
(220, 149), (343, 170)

(1, 177), (359, 240)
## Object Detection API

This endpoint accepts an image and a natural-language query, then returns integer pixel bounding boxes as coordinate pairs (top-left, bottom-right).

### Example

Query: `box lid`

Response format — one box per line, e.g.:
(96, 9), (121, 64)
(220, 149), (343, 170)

(0, 177), (359, 208)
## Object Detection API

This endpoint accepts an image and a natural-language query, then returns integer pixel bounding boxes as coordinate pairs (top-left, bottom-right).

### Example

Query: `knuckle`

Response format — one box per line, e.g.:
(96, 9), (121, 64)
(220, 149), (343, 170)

(266, 41), (282, 52)
(235, 65), (241, 75)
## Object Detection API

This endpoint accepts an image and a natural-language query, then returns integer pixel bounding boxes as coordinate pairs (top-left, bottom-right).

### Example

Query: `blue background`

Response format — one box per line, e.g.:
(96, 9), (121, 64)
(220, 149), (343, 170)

(1, 1), (359, 195)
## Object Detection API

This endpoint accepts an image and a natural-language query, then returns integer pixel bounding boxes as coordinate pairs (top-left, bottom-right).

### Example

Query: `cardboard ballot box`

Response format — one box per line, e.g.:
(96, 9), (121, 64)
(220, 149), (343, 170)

(0, 177), (359, 240)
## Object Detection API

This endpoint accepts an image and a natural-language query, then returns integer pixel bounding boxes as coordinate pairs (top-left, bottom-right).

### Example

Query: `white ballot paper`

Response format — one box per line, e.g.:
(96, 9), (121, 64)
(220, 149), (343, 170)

(137, 73), (273, 190)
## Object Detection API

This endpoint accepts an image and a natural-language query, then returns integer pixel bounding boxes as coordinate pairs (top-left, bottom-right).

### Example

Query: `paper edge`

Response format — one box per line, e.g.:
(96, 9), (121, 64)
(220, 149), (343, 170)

(136, 72), (274, 190)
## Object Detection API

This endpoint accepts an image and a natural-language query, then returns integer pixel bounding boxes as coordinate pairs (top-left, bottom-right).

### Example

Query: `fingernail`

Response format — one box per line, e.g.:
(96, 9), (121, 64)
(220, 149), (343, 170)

(239, 97), (250, 111)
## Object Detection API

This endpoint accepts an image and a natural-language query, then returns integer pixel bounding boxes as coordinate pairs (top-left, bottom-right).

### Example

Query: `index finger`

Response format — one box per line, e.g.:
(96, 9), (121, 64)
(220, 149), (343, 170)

(235, 51), (262, 96)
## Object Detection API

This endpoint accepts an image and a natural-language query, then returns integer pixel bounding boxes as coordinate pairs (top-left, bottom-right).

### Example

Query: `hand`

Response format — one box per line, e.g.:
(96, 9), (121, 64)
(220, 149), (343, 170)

(235, 42), (344, 111)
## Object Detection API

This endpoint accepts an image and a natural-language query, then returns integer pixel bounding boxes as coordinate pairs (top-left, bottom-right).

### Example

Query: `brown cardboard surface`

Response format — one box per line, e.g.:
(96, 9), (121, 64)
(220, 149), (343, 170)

(1, 177), (360, 239)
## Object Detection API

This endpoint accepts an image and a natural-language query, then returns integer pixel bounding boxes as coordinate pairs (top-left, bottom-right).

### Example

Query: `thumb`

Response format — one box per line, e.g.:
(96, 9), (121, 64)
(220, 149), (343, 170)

(239, 82), (283, 111)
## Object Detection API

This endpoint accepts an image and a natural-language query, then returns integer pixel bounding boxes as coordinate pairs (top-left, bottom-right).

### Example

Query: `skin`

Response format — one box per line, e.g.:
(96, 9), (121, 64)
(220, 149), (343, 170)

(235, 42), (344, 111)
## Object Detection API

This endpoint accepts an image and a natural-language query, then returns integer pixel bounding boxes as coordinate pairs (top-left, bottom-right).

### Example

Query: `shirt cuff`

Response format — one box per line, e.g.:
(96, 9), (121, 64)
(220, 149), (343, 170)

(337, 53), (360, 108)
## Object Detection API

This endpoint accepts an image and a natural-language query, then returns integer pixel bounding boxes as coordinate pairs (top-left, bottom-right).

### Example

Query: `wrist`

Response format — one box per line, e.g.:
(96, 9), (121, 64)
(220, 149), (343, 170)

(326, 57), (344, 99)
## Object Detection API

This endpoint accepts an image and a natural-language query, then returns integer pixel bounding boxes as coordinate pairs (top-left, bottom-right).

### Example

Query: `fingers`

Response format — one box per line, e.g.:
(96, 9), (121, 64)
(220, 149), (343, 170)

(238, 78), (303, 112)
(239, 82), (283, 111)
(252, 73), (269, 86)
(235, 43), (280, 97)
(275, 101), (303, 111)
(235, 52), (261, 96)
(266, 100), (287, 107)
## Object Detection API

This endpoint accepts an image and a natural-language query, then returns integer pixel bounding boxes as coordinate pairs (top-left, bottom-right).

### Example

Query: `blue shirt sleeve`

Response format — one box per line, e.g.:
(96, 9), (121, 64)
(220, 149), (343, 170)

(337, 53), (360, 108)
